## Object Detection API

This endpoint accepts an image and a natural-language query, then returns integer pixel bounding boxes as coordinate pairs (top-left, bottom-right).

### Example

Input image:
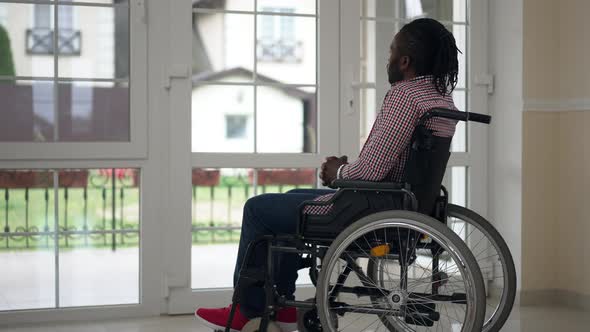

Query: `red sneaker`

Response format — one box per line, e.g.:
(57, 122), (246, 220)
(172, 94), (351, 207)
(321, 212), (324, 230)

(276, 307), (298, 332)
(195, 304), (250, 332)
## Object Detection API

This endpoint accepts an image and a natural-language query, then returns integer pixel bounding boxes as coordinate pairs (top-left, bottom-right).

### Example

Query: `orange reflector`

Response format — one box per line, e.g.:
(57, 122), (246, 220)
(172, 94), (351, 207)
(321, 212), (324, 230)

(370, 244), (391, 257)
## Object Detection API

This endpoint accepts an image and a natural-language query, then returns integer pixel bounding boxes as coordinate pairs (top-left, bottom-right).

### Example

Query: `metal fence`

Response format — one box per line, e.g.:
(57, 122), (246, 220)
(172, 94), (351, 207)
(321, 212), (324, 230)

(0, 169), (139, 250)
(191, 183), (312, 244)
(0, 169), (316, 250)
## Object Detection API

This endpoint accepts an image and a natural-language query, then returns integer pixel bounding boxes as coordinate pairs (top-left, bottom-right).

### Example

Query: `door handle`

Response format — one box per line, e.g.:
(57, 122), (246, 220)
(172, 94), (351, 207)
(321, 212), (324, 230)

(164, 64), (191, 90)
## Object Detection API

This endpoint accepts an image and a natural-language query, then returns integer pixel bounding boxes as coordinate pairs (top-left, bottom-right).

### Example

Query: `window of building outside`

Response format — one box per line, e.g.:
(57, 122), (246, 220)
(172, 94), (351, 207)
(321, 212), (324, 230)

(225, 114), (249, 139)
(258, 7), (298, 63)
(31, 4), (76, 55)
(34, 4), (51, 29)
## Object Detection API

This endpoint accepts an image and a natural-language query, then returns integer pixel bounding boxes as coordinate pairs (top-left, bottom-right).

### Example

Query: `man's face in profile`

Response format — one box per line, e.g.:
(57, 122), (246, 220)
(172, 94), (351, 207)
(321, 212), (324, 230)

(388, 34), (405, 85)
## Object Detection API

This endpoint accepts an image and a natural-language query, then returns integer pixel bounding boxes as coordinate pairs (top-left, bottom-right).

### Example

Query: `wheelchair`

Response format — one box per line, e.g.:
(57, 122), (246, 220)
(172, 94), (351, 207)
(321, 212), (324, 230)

(225, 109), (516, 332)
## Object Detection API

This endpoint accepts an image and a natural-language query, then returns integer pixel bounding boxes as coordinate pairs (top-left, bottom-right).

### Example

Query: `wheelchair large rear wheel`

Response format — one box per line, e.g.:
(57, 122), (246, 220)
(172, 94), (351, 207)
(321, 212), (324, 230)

(316, 210), (486, 332)
(445, 204), (516, 332)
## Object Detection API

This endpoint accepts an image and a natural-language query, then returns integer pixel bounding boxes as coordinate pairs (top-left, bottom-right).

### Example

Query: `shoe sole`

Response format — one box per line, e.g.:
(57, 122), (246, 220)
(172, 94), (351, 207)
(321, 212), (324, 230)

(194, 311), (241, 332)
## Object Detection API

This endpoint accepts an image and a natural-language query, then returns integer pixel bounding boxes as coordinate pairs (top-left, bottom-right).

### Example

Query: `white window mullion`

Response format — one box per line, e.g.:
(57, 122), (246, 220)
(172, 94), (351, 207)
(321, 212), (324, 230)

(253, 0), (258, 153)
(52, 171), (60, 308)
(339, 0), (361, 158)
(53, 2), (59, 146)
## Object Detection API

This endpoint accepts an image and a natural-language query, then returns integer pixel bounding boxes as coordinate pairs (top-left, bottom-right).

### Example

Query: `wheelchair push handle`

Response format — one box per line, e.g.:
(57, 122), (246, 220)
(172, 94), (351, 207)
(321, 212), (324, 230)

(427, 108), (492, 124)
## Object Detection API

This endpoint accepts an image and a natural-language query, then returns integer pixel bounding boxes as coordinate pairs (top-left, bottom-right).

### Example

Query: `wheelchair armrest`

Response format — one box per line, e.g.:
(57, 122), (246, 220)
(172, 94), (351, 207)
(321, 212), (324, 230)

(427, 108), (492, 124)
(330, 179), (404, 191)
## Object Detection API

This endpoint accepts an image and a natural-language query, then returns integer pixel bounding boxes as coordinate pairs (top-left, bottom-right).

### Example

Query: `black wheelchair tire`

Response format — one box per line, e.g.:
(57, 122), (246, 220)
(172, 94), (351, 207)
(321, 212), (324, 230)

(446, 204), (517, 332)
(316, 210), (487, 332)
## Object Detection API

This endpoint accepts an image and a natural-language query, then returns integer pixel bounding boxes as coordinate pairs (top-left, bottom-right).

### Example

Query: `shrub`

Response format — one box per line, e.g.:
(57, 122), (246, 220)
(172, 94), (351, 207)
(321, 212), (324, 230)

(0, 24), (16, 76)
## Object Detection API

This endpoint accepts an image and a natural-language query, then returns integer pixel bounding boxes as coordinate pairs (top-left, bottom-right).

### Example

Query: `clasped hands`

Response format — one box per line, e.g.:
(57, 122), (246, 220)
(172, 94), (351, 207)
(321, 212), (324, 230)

(320, 155), (348, 187)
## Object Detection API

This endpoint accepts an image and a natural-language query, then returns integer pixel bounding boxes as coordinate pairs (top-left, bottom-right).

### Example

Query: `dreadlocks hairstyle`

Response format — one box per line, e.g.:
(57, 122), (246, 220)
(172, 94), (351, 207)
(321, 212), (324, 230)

(398, 18), (461, 96)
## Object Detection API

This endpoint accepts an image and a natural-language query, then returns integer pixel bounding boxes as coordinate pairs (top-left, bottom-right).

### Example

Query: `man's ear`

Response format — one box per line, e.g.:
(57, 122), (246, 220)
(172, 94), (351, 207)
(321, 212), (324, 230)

(399, 55), (411, 71)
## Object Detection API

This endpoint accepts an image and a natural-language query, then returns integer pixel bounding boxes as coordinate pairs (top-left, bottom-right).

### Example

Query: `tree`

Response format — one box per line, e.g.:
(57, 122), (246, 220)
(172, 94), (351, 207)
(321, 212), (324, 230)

(0, 24), (15, 77)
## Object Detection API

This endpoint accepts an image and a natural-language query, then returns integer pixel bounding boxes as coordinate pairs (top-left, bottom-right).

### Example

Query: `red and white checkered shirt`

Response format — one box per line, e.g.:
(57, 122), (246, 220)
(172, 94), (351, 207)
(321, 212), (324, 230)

(306, 75), (458, 215)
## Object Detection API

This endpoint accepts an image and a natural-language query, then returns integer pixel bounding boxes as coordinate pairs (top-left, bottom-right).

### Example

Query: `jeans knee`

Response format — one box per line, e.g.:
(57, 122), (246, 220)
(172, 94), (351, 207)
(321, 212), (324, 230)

(286, 189), (306, 194)
(243, 194), (273, 226)
(245, 194), (270, 210)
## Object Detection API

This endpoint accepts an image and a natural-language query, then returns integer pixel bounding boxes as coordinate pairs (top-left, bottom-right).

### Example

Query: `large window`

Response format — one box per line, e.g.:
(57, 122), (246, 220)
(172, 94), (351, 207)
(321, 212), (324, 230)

(0, 0), (146, 160)
(0, 0), (144, 313)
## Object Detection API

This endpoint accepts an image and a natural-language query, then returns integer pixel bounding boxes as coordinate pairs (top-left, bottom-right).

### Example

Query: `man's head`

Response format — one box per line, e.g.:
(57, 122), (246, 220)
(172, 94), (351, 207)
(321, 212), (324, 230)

(388, 18), (461, 96)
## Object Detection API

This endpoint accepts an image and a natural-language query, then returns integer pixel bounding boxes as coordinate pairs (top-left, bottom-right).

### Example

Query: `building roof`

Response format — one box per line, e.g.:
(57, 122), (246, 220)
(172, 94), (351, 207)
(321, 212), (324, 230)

(192, 67), (315, 101)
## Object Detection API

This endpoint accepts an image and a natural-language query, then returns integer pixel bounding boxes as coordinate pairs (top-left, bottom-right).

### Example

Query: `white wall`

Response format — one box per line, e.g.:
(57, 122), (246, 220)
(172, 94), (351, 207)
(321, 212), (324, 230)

(487, 0), (524, 292)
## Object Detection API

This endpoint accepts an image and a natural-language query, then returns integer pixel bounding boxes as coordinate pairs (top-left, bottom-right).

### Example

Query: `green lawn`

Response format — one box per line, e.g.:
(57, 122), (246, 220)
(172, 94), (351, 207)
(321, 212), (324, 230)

(0, 181), (313, 250)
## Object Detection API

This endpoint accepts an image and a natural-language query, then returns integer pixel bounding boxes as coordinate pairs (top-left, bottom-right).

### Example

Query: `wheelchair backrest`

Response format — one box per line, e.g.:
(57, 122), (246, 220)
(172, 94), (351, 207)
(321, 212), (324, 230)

(403, 108), (491, 215)
(401, 126), (451, 215)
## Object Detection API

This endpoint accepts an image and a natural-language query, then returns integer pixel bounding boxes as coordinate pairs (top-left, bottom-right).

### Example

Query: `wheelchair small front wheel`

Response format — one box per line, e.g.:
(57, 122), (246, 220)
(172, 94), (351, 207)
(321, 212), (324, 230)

(316, 210), (486, 332)
(296, 298), (320, 332)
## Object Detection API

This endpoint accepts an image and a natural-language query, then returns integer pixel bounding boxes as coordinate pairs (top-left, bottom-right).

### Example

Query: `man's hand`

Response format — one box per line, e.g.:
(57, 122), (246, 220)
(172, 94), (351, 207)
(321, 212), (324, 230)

(320, 156), (348, 187)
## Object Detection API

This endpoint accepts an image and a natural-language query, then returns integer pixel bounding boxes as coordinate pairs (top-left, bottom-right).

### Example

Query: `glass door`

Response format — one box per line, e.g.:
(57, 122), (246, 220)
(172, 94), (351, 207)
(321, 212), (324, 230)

(0, 0), (160, 325)
(166, 0), (489, 314)
(167, 0), (341, 313)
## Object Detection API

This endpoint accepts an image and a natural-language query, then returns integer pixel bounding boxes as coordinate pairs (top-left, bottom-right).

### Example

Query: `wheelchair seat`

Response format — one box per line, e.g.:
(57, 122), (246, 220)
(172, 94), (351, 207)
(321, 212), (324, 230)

(298, 108), (486, 240)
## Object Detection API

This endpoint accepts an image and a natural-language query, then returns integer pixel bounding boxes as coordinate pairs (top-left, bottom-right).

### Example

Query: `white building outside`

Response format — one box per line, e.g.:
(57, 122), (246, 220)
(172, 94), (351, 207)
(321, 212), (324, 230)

(192, 0), (317, 154)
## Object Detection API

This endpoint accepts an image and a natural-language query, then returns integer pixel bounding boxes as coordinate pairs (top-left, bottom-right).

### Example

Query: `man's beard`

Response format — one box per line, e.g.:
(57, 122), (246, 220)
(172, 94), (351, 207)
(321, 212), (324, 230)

(387, 59), (404, 84)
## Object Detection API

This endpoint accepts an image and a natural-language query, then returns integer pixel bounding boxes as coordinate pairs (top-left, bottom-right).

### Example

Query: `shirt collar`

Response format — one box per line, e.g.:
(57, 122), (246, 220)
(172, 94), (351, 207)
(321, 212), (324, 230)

(391, 75), (433, 87)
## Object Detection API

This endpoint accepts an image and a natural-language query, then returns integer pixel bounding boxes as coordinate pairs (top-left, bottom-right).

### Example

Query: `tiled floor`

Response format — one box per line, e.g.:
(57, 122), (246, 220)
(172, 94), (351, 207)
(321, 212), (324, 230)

(0, 305), (588, 332)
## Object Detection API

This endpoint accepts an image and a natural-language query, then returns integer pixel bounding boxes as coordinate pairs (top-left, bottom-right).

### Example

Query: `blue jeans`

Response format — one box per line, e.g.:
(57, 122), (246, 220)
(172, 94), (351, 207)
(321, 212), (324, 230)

(233, 188), (335, 318)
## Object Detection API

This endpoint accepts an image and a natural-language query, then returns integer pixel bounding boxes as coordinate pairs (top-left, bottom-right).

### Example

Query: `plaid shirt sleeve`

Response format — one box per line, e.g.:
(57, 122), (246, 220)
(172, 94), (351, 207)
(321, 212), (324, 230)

(340, 87), (418, 181)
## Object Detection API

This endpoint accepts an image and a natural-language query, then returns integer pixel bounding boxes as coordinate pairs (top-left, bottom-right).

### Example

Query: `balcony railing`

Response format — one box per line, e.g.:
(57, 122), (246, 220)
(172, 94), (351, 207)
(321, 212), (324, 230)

(26, 28), (82, 55)
(191, 169), (315, 244)
(0, 169), (316, 250)
(257, 39), (303, 63)
(0, 169), (139, 251)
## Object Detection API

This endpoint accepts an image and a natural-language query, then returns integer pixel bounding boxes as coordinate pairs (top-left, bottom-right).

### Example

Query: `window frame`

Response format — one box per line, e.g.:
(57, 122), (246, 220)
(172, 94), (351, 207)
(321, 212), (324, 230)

(0, 0), (147, 160)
